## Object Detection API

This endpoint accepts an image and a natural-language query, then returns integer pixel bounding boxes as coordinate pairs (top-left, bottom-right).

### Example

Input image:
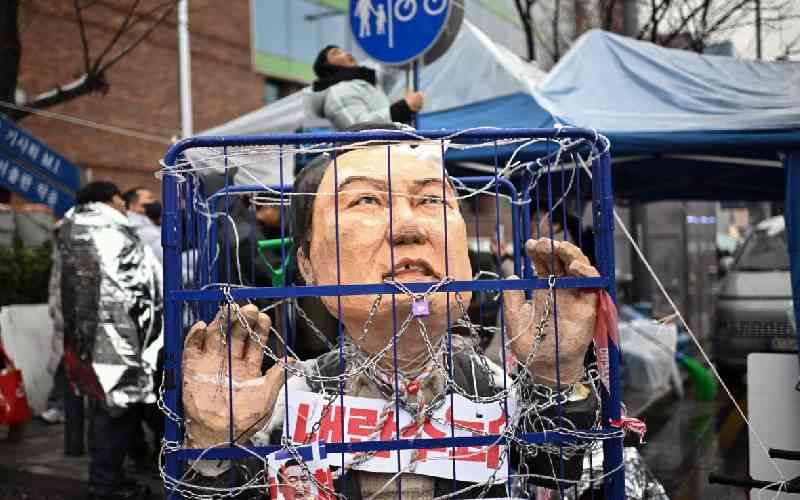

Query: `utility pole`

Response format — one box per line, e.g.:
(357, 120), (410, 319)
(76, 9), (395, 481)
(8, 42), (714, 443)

(756, 0), (763, 59)
(622, 0), (651, 304)
(178, 0), (193, 137)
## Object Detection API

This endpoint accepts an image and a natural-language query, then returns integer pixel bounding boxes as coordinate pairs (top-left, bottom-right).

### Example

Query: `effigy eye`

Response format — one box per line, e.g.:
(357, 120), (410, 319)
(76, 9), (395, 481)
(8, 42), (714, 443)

(420, 194), (445, 205)
(356, 195), (381, 206)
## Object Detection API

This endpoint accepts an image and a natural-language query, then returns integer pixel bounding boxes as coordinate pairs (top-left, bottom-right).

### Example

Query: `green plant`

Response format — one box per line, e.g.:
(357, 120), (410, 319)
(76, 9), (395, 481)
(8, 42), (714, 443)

(0, 238), (53, 306)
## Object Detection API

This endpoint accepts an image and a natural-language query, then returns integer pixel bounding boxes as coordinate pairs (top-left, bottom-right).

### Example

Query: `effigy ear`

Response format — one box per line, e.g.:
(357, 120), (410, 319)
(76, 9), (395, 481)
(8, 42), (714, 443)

(184, 320), (208, 352)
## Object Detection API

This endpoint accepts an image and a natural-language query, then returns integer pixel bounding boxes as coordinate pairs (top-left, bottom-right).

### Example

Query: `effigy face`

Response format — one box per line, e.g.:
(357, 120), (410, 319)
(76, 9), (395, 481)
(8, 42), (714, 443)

(299, 147), (472, 359)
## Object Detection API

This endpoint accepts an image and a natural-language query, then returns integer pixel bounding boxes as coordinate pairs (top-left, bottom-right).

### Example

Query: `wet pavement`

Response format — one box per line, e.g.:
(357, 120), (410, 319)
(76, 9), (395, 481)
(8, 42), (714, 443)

(0, 376), (753, 500)
(640, 373), (750, 500)
(0, 419), (163, 500)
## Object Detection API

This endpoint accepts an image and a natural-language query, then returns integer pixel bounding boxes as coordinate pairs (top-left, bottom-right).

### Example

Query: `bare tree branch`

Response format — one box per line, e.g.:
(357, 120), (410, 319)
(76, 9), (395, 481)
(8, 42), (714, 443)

(694, 3), (710, 50)
(91, 0), (141, 73)
(98, 1), (176, 72)
(760, 14), (800, 21)
(661, 0), (708, 48)
(7, 73), (107, 120)
(73, 0), (91, 74)
(774, 30), (800, 59)
(514, 0), (537, 61)
(650, 0), (658, 41)
(115, 0), (178, 37)
(0, 0), (21, 107)
(700, 0), (712, 32)
(534, 27), (556, 61)
(703, 0), (755, 38)
(516, 0), (797, 64)
(7, 0), (179, 121)
(637, 0), (673, 40)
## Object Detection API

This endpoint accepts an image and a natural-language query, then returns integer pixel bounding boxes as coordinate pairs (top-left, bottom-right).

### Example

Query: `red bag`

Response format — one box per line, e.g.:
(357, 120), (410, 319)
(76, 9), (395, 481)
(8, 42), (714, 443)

(0, 343), (33, 426)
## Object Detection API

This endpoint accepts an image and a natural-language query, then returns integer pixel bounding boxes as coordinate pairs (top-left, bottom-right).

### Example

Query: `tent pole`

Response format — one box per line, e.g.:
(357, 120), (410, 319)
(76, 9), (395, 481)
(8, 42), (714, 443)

(783, 151), (800, 386)
(630, 202), (651, 304)
(756, 0), (763, 59)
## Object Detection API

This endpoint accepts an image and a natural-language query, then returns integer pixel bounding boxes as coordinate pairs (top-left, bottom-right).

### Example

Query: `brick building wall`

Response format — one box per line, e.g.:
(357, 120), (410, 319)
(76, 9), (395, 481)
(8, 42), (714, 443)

(11, 0), (263, 202)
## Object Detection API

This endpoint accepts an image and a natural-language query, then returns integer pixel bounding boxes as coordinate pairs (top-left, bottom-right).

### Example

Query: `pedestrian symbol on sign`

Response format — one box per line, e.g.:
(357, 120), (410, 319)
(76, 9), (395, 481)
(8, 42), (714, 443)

(355, 0), (374, 38)
(350, 0), (450, 65)
(376, 4), (387, 34)
(354, 0), (389, 39)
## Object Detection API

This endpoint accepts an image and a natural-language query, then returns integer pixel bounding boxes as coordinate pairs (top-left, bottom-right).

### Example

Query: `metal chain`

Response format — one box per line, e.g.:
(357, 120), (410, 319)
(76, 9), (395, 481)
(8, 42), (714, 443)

(301, 391), (339, 445)
(167, 234), (612, 500)
(383, 276), (453, 302)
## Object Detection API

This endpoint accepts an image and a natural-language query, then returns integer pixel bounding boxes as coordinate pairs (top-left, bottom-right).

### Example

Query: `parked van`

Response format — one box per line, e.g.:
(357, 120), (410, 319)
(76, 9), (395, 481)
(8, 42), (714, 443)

(713, 216), (797, 373)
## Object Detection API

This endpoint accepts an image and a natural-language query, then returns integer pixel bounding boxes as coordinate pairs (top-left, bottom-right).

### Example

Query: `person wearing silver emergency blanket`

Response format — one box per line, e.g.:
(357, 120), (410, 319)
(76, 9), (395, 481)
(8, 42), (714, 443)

(59, 181), (163, 500)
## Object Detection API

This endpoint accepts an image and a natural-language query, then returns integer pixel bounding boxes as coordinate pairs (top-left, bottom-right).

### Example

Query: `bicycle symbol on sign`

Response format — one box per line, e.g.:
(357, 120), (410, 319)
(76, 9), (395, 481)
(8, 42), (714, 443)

(394, 0), (447, 22)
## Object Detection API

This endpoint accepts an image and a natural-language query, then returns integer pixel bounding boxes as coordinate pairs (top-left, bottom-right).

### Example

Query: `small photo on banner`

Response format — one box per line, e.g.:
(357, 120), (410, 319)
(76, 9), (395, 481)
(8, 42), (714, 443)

(267, 442), (334, 500)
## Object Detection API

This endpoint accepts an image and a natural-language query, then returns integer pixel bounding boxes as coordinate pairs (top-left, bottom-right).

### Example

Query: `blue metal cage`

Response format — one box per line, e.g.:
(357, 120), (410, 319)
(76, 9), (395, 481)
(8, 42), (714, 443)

(160, 128), (624, 499)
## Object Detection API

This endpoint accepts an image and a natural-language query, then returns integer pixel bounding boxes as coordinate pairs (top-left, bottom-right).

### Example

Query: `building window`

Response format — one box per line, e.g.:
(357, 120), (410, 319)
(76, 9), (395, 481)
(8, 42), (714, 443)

(264, 78), (303, 104)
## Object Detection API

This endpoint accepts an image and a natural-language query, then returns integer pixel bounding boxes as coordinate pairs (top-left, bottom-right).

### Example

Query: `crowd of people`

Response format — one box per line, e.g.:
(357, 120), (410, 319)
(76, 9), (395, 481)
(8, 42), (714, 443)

(31, 43), (608, 500)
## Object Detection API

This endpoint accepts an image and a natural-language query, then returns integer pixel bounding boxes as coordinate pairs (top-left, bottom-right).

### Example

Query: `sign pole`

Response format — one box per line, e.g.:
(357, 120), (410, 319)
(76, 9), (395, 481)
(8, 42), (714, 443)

(178, 0), (193, 138)
(412, 58), (420, 128)
(413, 57), (421, 91)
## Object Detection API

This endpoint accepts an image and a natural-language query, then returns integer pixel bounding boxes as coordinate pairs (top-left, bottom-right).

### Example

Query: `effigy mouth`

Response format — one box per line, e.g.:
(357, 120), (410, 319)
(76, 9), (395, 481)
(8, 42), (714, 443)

(383, 257), (440, 281)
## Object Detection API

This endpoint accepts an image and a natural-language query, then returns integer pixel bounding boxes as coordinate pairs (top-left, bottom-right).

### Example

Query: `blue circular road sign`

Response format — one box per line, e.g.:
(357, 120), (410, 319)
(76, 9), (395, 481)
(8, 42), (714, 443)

(350, 0), (451, 65)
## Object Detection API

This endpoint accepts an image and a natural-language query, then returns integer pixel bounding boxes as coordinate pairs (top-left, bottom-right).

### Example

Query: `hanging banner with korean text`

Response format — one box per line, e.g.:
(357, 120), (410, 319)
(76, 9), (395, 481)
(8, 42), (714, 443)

(0, 116), (79, 215)
(0, 151), (75, 216)
(287, 390), (515, 483)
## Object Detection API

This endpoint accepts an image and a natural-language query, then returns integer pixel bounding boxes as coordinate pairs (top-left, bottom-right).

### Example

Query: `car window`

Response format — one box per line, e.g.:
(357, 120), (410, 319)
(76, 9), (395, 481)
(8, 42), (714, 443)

(735, 229), (790, 271)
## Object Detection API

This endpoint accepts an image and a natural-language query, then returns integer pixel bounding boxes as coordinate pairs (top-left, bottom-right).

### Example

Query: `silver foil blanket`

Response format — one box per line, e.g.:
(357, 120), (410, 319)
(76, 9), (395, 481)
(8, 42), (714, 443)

(59, 202), (163, 410)
(560, 444), (669, 500)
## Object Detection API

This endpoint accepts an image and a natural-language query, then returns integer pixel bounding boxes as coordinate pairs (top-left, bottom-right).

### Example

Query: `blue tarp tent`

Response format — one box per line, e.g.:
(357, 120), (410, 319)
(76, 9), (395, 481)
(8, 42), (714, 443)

(421, 29), (800, 201)
(421, 29), (800, 364)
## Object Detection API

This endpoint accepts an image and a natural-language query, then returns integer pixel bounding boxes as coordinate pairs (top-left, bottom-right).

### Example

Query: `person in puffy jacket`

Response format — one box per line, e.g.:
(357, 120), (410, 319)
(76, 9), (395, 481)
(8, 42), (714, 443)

(123, 186), (162, 264)
(306, 45), (424, 130)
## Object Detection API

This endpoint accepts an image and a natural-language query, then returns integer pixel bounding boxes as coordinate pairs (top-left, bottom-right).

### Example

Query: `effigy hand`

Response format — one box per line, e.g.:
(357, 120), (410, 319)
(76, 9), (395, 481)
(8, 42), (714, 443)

(503, 238), (599, 387)
(182, 304), (292, 447)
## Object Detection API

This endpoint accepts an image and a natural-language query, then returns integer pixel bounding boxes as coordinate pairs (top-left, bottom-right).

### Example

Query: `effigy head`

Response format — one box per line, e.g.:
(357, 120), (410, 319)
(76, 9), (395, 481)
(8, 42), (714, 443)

(293, 145), (472, 358)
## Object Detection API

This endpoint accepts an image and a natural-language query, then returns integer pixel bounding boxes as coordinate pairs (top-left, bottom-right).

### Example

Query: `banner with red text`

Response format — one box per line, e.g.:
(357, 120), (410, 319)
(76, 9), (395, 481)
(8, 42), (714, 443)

(286, 391), (516, 483)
